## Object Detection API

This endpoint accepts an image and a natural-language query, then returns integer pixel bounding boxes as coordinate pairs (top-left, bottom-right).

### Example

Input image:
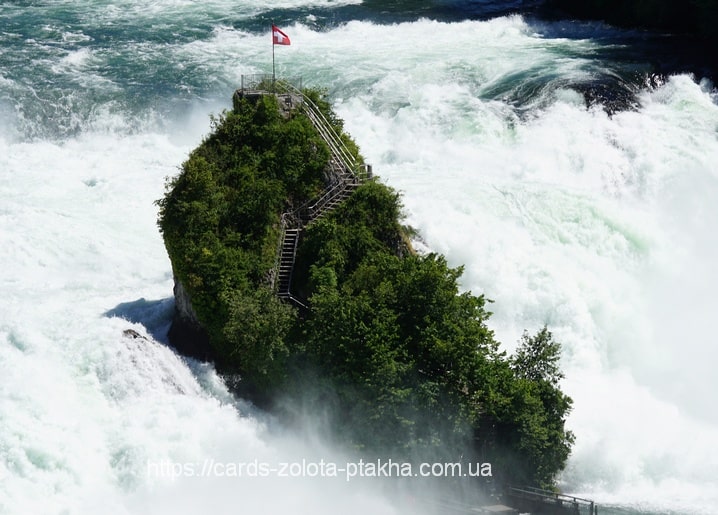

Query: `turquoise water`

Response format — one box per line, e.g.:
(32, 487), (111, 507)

(1, 2), (717, 513)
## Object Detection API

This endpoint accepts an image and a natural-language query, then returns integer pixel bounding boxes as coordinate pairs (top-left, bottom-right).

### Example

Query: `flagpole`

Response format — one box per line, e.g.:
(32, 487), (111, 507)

(271, 22), (276, 88)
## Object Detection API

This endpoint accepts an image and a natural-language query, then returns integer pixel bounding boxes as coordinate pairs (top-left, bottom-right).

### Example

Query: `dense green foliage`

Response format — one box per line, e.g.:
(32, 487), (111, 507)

(489, 327), (575, 487)
(157, 93), (329, 383)
(158, 89), (574, 489)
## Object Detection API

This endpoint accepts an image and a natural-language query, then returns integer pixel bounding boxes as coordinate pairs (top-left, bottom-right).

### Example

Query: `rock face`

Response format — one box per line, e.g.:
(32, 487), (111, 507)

(167, 277), (212, 361)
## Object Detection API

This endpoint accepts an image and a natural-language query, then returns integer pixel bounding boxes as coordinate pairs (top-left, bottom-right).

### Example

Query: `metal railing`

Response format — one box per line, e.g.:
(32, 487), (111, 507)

(239, 74), (303, 94)
(277, 81), (371, 184)
(507, 486), (598, 515)
(306, 177), (357, 220)
(242, 75), (371, 306)
(238, 75), (371, 184)
(269, 212), (290, 291)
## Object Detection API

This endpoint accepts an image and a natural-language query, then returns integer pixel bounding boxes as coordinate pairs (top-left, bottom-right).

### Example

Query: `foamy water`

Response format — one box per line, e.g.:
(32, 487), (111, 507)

(333, 26), (718, 512)
(1, 4), (717, 513)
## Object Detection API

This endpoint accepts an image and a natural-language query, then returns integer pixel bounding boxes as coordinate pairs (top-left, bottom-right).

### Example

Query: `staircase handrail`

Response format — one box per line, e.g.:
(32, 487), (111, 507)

(304, 107), (356, 174)
(308, 177), (357, 219)
(507, 486), (597, 515)
(278, 82), (367, 183)
(264, 79), (373, 305)
(270, 213), (288, 291)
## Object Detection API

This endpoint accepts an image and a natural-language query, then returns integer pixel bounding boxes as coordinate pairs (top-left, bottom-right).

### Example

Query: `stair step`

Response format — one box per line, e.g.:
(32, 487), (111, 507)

(274, 108), (370, 303)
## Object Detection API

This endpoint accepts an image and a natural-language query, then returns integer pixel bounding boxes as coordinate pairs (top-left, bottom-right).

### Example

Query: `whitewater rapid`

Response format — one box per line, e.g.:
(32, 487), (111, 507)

(0, 119), (408, 514)
(2, 7), (718, 514)
(332, 21), (718, 512)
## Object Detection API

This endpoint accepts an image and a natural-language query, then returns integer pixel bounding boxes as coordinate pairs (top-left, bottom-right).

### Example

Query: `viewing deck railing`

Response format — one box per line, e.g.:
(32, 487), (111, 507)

(238, 74), (303, 94)
(507, 485), (598, 515)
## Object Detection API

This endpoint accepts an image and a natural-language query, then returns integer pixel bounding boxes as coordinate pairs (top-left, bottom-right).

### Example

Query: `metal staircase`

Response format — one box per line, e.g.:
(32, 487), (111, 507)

(276, 227), (300, 299)
(263, 81), (371, 308)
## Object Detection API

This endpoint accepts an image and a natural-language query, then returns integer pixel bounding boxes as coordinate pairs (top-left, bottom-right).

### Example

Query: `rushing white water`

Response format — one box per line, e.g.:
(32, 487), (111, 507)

(2, 7), (718, 514)
(0, 121), (408, 515)
(330, 22), (718, 513)
(329, 21), (718, 512)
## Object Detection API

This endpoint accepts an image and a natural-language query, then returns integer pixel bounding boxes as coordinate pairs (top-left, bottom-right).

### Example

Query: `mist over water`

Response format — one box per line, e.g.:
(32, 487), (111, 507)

(1, 1), (717, 513)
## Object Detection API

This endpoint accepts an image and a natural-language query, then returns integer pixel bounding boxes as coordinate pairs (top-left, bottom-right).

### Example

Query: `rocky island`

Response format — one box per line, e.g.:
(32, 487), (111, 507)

(157, 78), (575, 491)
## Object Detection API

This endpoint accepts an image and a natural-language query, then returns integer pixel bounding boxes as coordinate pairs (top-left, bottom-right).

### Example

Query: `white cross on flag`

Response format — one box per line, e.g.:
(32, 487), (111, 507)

(272, 25), (291, 45)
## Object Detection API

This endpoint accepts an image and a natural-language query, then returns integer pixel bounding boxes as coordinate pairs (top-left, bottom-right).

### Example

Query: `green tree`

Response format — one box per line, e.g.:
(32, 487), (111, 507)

(512, 326), (565, 386)
(507, 327), (575, 488)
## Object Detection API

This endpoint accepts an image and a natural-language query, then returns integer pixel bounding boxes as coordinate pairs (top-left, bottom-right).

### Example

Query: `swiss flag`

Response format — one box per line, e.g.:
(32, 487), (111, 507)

(272, 25), (291, 45)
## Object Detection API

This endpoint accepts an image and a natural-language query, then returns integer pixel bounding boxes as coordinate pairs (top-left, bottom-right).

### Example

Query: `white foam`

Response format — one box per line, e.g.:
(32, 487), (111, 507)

(75, 0), (361, 25)
(3, 8), (718, 513)
(332, 35), (718, 509)
(0, 101), (412, 513)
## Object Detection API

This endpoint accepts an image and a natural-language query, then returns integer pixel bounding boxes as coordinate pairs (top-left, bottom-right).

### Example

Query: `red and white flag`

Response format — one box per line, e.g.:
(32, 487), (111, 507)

(272, 25), (291, 45)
